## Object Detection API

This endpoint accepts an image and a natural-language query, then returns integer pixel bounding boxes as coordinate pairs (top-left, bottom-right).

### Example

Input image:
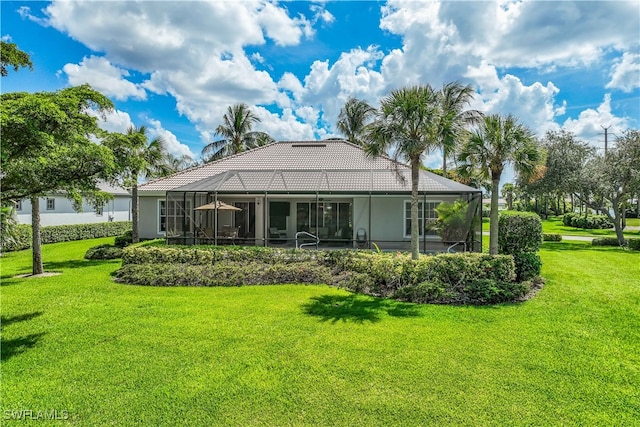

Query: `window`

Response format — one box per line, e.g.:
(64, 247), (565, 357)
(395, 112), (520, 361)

(404, 201), (439, 238)
(46, 198), (55, 210)
(296, 201), (352, 238)
(96, 206), (103, 216)
(158, 199), (191, 234)
(15, 200), (22, 211)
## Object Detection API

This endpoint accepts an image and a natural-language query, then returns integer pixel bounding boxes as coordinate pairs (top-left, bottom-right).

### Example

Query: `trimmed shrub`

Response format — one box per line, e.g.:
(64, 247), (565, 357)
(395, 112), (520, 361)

(114, 230), (133, 248)
(84, 244), (123, 260)
(512, 252), (542, 281)
(564, 213), (613, 229)
(628, 239), (640, 251)
(592, 237), (623, 247)
(115, 261), (332, 287)
(543, 233), (562, 242)
(1, 221), (131, 252)
(498, 211), (542, 254)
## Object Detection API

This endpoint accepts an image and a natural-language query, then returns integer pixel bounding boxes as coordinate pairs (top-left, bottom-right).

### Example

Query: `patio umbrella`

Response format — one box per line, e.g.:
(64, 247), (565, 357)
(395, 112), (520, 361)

(195, 201), (242, 211)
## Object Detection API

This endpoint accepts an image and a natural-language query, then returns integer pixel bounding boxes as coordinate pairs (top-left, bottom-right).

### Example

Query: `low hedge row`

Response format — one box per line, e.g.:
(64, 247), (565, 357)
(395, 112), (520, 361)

(84, 244), (123, 260)
(116, 261), (333, 287)
(592, 237), (640, 249)
(563, 213), (613, 229)
(2, 221), (132, 252)
(543, 233), (562, 242)
(116, 245), (530, 305)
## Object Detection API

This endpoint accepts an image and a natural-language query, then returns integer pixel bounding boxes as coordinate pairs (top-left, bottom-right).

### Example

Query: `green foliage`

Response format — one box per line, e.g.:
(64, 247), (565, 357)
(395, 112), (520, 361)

(628, 239), (640, 251)
(116, 261), (332, 287)
(543, 233), (562, 241)
(512, 252), (542, 281)
(1, 221), (131, 252)
(563, 212), (613, 229)
(498, 211), (543, 254)
(433, 199), (476, 241)
(0, 41), (33, 76)
(591, 237), (638, 248)
(84, 244), (123, 260)
(114, 230), (133, 248)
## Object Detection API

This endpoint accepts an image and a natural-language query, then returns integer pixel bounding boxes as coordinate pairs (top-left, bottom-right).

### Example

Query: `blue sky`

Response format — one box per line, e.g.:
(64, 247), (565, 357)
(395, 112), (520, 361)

(2, 0), (639, 170)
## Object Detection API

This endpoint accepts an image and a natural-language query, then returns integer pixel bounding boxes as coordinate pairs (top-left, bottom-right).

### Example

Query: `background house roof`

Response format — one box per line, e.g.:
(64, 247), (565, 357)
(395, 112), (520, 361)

(142, 139), (479, 194)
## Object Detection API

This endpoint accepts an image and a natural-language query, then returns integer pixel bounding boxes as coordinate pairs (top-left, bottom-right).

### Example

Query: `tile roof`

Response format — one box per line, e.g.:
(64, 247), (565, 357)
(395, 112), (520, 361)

(141, 139), (479, 194)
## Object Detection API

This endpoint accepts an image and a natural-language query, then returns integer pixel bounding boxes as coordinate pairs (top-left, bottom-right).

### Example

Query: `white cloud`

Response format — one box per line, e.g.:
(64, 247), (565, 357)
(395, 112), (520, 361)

(606, 52), (640, 93)
(258, 2), (311, 46)
(561, 94), (629, 148)
(146, 119), (195, 159)
(63, 56), (146, 101)
(96, 109), (134, 134)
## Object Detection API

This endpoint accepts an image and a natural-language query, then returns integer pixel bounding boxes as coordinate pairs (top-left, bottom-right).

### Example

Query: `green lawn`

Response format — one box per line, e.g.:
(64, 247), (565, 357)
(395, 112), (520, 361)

(1, 239), (639, 425)
(482, 215), (640, 238)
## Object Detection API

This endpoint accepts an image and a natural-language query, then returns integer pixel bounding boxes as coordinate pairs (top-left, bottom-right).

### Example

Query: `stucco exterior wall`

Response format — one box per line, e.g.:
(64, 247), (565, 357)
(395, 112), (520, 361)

(138, 196), (164, 239)
(16, 195), (130, 226)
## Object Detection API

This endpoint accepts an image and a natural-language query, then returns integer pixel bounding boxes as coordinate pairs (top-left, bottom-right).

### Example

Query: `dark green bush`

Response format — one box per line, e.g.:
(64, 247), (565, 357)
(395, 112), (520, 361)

(393, 281), (454, 304)
(564, 213), (613, 229)
(114, 230), (133, 248)
(1, 221), (131, 252)
(592, 237), (623, 246)
(84, 244), (123, 260)
(498, 211), (542, 254)
(1, 224), (32, 252)
(512, 252), (542, 281)
(628, 239), (640, 251)
(115, 261), (332, 287)
(543, 233), (562, 242)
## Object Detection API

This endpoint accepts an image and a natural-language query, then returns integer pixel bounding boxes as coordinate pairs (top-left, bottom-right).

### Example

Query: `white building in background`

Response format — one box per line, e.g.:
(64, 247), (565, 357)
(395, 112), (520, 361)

(15, 182), (131, 226)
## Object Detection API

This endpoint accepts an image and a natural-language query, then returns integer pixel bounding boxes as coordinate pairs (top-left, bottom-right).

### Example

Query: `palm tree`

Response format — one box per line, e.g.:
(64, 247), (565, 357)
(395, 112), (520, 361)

(202, 104), (274, 161)
(105, 125), (168, 243)
(437, 82), (483, 176)
(501, 182), (515, 210)
(366, 85), (441, 260)
(458, 114), (543, 254)
(336, 97), (376, 146)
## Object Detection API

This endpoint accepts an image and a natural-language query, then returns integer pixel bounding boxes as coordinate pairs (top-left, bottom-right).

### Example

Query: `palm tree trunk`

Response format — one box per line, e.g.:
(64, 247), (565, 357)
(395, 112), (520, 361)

(132, 181), (139, 243)
(31, 195), (44, 275)
(489, 176), (500, 255)
(411, 159), (420, 260)
(442, 148), (447, 177)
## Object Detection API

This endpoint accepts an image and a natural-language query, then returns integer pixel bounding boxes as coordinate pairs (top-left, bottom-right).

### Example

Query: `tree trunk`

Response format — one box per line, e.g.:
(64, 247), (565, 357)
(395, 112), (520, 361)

(489, 176), (500, 255)
(610, 203), (626, 246)
(411, 159), (420, 260)
(132, 181), (139, 243)
(441, 148), (447, 178)
(31, 196), (44, 275)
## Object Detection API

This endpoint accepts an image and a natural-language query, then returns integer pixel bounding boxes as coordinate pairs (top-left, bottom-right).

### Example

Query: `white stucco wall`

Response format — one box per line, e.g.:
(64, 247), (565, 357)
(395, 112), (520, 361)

(16, 195), (130, 226)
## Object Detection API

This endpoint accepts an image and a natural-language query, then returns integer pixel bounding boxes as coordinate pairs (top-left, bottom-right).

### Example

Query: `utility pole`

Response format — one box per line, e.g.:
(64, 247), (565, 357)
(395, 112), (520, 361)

(601, 125), (611, 157)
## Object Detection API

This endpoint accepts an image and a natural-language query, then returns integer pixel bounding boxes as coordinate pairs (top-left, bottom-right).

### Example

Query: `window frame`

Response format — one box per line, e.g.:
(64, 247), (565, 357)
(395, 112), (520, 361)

(46, 198), (55, 211)
(403, 200), (441, 239)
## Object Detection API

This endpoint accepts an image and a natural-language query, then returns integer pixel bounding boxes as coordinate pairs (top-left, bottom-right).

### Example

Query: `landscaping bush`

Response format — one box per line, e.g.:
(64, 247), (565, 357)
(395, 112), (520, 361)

(84, 244), (123, 260)
(543, 233), (562, 242)
(1, 221), (131, 252)
(628, 239), (640, 251)
(116, 261), (332, 287)
(512, 252), (542, 281)
(564, 213), (613, 229)
(114, 230), (133, 248)
(498, 211), (542, 254)
(592, 237), (623, 247)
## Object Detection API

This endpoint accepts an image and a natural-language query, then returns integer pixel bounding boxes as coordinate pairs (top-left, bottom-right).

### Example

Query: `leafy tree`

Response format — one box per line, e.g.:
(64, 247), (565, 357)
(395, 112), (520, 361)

(1, 85), (115, 274)
(437, 82), (482, 176)
(201, 104), (274, 161)
(458, 114), (543, 255)
(336, 97), (376, 146)
(104, 126), (169, 243)
(163, 153), (196, 175)
(1, 41), (33, 76)
(366, 85), (441, 260)
(501, 183), (515, 210)
(575, 129), (640, 246)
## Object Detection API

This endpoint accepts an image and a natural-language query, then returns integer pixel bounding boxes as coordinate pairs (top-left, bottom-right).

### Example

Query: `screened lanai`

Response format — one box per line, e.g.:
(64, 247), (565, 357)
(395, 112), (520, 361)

(163, 168), (482, 253)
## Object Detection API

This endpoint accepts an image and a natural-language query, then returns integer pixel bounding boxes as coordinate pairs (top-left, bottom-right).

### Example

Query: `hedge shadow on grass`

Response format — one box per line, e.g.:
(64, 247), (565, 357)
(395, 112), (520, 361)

(302, 294), (421, 323)
(1, 311), (43, 327)
(43, 259), (118, 271)
(542, 242), (626, 252)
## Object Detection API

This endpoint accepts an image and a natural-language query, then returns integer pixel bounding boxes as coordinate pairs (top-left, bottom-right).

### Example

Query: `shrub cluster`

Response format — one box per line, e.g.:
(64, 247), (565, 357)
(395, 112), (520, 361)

(543, 233), (562, 242)
(592, 237), (640, 249)
(114, 230), (133, 248)
(498, 211), (542, 281)
(84, 244), (123, 260)
(629, 239), (640, 251)
(563, 213), (613, 229)
(2, 221), (132, 252)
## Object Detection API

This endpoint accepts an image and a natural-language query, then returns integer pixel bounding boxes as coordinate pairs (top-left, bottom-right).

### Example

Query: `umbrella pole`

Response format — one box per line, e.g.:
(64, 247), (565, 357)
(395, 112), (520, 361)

(214, 193), (218, 246)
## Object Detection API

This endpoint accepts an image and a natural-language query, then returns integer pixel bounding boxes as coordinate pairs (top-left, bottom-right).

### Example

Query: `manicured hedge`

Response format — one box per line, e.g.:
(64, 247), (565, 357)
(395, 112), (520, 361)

(498, 211), (542, 254)
(2, 221), (132, 252)
(543, 233), (562, 242)
(629, 239), (640, 251)
(117, 245), (529, 305)
(563, 213), (613, 229)
(84, 244), (123, 260)
(592, 237), (640, 249)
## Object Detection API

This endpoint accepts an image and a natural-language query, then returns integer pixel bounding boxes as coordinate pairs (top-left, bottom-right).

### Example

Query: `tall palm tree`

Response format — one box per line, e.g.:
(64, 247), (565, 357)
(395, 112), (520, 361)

(336, 97), (376, 146)
(437, 82), (483, 176)
(202, 104), (274, 161)
(105, 125), (168, 243)
(366, 85), (441, 260)
(458, 114), (543, 254)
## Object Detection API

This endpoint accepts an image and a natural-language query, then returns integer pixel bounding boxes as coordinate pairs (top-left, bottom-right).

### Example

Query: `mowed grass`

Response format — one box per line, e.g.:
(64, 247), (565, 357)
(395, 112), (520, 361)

(1, 239), (639, 426)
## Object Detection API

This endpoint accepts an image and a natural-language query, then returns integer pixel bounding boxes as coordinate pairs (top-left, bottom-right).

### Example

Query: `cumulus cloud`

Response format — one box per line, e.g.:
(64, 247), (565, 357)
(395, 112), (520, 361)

(146, 119), (195, 159)
(606, 52), (640, 93)
(561, 94), (629, 148)
(63, 56), (146, 101)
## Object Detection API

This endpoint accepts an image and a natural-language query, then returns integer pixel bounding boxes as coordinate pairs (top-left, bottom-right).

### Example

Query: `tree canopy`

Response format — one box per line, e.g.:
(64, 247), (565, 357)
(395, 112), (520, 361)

(1, 41), (33, 76)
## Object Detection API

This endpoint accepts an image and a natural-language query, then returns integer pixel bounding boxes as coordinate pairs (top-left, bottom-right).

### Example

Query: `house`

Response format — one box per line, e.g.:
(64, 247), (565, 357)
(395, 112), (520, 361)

(16, 181), (131, 226)
(138, 140), (482, 252)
